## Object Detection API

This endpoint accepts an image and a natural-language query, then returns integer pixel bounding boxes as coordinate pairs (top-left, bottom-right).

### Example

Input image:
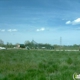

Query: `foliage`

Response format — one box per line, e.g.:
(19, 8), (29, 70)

(6, 42), (13, 48)
(0, 39), (4, 46)
(0, 39), (80, 49)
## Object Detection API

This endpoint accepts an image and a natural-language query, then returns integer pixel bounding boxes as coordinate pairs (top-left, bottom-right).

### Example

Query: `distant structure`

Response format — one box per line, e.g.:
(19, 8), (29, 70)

(17, 44), (25, 48)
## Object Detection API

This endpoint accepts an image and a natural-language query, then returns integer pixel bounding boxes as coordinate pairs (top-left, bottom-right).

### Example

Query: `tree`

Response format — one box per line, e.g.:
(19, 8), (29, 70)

(73, 44), (79, 47)
(6, 42), (13, 48)
(24, 40), (31, 47)
(24, 40), (38, 49)
(44, 43), (53, 49)
(31, 40), (38, 49)
(0, 39), (4, 46)
(54, 44), (60, 49)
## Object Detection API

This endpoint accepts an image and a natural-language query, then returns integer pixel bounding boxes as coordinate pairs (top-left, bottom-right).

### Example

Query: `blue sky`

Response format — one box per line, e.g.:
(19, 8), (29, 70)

(0, 0), (80, 45)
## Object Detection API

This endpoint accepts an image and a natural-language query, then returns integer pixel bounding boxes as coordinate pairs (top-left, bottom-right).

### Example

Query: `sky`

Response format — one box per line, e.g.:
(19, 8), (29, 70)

(0, 0), (80, 45)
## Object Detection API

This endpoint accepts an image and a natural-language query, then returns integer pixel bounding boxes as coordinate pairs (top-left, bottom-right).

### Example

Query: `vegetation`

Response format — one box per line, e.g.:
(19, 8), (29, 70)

(0, 39), (80, 50)
(0, 49), (80, 80)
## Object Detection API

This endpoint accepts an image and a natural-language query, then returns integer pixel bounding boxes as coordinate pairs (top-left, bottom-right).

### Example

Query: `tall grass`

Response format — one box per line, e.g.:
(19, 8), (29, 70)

(0, 49), (80, 80)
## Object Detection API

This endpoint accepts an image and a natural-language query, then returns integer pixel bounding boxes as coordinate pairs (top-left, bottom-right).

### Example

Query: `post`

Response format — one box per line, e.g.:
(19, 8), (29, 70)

(60, 37), (62, 50)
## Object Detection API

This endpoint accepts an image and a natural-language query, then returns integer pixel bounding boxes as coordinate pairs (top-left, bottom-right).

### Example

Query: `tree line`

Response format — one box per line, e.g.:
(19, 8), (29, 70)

(0, 39), (80, 49)
(0, 39), (54, 49)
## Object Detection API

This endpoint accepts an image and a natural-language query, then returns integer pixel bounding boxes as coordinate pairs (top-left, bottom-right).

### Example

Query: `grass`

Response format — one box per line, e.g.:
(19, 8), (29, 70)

(0, 49), (80, 80)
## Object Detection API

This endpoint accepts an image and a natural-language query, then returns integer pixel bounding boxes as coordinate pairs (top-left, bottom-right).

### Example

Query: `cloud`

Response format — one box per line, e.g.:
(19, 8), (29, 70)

(0, 29), (5, 32)
(66, 21), (71, 24)
(72, 18), (80, 25)
(66, 18), (80, 25)
(0, 29), (18, 32)
(7, 29), (18, 32)
(36, 28), (45, 32)
(12, 29), (17, 32)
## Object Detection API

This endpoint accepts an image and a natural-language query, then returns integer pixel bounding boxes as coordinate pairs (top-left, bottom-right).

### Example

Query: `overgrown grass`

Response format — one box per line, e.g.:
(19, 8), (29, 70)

(0, 49), (80, 80)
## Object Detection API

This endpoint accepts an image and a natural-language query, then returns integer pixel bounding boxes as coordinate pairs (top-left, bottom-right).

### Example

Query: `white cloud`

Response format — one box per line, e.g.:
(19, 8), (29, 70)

(36, 28), (45, 32)
(66, 18), (80, 25)
(66, 21), (71, 24)
(36, 29), (40, 32)
(0, 29), (5, 32)
(1, 29), (5, 32)
(12, 29), (17, 32)
(7, 29), (18, 32)
(72, 18), (80, 25)
(41, 28), (45, 31)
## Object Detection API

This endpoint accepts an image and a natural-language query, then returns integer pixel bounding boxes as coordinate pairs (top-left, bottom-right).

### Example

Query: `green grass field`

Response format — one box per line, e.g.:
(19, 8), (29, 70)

(0, 49), (80, 80)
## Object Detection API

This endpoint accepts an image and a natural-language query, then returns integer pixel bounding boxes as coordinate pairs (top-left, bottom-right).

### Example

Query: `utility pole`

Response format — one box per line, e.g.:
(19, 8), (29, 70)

(60, 37), (62, 50)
